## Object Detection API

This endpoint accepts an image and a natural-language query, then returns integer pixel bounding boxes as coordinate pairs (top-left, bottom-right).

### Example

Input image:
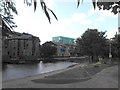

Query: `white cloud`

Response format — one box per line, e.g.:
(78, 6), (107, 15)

(88, 8), (118, 18)
(93, 23), (98, 27)
(88, 8), (96, 16)
(96, 17), (105, 22)
(107, 28), (118, 39)
(70, 13), (92, 25)
(71, 13), (86, 22)
(80, 19), (92, 25)
(14, 0), (117, 44)
(98, 9), (118, 18)
(44, 0), (56, 9)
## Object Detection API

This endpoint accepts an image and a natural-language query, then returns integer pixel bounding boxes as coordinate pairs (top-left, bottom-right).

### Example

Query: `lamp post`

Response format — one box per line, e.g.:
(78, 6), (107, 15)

(0, 14), (2, 63)
(0, 14), (2, 89)
(109, 38), (112, 64)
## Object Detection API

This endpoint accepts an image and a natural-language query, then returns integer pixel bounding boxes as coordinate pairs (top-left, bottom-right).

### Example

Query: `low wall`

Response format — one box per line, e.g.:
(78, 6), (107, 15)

(42, 56), (90, 63)
(2, 56), (40, 64)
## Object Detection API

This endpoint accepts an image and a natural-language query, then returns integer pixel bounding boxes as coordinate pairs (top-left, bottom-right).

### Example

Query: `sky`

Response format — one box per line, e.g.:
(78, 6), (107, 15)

(13, 0), (118, 44)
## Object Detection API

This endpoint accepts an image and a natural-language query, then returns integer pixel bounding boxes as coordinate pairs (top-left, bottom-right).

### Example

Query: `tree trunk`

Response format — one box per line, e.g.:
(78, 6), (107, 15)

(92, 55), (99, 62)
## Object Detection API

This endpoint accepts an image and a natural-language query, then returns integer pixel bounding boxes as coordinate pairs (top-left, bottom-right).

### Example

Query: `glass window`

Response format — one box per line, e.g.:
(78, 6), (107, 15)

(8, 51), (9, 55)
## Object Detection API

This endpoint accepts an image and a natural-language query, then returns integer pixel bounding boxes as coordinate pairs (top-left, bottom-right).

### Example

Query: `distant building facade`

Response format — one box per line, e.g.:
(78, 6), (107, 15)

(52, 36), (76, 56)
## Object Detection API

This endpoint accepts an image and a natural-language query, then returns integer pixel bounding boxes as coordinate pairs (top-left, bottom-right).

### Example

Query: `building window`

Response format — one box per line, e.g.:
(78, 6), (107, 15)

(14, 40), (16, 44)
(24, 40), (28, 49)
(5, 36), (8, 39)
(8, 51), (9, 55)
(27, 43), (29, 47)
(24, 40), (25, 49)
(5, 46), (7, 48)
(13, 47), (15, 49)
(13, 53), (15, 56)
(17, 52), (19, 55)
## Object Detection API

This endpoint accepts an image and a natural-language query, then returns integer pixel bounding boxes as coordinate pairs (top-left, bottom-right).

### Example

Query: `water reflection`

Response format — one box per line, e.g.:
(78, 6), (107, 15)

(2, 61), (77, 81)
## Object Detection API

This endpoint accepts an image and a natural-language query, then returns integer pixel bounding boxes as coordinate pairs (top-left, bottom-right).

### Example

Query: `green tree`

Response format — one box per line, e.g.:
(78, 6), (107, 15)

(75, 37), (84, 56)
(76, 29), (108, 62)
(111, 32), (120, 58)
(96, 1), (120, 14)
(0, 0), (17, 29)
(41, 41), (57, 58)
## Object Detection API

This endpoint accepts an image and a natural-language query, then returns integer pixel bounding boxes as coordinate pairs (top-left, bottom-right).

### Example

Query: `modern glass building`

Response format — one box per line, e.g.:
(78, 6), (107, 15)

(52, 36), (75, 45)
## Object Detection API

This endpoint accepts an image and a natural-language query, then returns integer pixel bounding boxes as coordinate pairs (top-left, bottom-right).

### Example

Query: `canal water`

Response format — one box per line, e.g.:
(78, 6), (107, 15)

(2, 61), (77, 81)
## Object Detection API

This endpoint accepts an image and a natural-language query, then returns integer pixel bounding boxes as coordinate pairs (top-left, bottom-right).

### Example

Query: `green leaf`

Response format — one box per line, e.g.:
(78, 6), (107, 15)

(34, 0), (37, 12)
(48, 8), (58, 20)
(92, 0), (96, 9)
(77, 0), (80, 8)
(40, 2), (44, 10)
(44, 5), (51, 23)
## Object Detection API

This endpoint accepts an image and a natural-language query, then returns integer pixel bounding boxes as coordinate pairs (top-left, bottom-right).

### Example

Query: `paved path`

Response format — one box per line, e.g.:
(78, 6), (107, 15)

(2, 64), (118, 88)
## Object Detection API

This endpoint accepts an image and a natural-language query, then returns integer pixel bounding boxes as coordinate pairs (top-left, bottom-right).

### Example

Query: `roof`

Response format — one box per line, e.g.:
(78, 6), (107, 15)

(52, 36), (75, 45)
(53, 36), (75, 40)
(8, 34), (39, 40)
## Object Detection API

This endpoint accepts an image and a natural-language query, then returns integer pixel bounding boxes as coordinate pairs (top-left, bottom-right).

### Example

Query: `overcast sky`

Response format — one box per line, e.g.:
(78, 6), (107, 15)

(13, 0), (118, 44)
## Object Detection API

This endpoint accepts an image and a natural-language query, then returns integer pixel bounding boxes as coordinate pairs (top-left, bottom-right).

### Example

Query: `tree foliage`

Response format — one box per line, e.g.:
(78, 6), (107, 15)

(41, 41), (57, 58)
(24, 0), (120, 23)
(0, 0), (18, 29)
(77, 0), (120, 14)
(111, 32), (120, 58)
(97, 0), (120, 14)
(76, 29), (108, 61)
(24, 0), (58, 24)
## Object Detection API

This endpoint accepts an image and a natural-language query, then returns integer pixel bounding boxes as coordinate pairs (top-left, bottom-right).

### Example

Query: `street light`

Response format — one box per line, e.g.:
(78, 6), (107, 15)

(109, 38), (112, 64)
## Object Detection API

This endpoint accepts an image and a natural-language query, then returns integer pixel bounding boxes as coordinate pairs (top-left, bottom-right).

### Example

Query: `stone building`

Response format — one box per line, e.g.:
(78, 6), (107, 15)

(2, 24), (41, 62)
(7, 34), (40, 60)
